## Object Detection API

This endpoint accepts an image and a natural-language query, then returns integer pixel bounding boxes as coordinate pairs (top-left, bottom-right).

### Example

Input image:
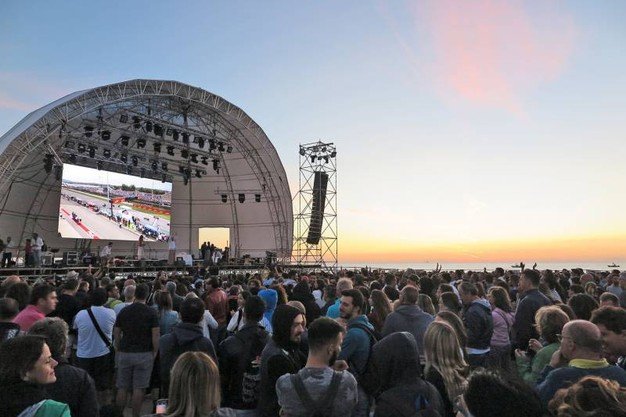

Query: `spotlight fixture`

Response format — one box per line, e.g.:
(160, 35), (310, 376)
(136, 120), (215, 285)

(88, 146), (96, 158)
(181, 149), (189, 159)
(255, 194), (261, 203)
(120, 153), (128, 163)
(311, 155), (316, 162)
(119, 114), (129, 123)
(101, 130), (111, 140)
(132, 116), (141, 129)
(299, 148), (306, 156)
(238, 194), (245, 203)
(84, 126), (94, 137)
(161, 162), (168, 171)
(43, 154), (53, 173)
(172, 130), (179, 141)
(330, 151), (337, 158)
(212, 159), (220, 172)
(103, 149), (111, 159)
(201, 156), (208, 165)
(145, 120), (153, 132)
(221, 194), (227, 203)
(196, 137), (205, 148)
(166, 146), (175, 156)
(179, 165), (185, 173)
(182, 132), (189, 144)
(154, 124), (164, 136)
(218, 142), (225, 152)
(226, 145), (233, 153)
(140, 168), (145, 178)
(323, 156), (329, 164)
(64, 140), (75, 149)
(190, 154), (198, 163)
(97, 161), (103, 170)
(166, 127), (173, 136)
(120, 135), (130, 146)
(136, 138), (146, 149)
(132, 156), (138, 166)
(78, 143), (86, 153)
(161, 173), (167, 183)
(195, 169), (202, 178)
(126, 166), (133, 175)
(151, 161), (158, 172)
(153, 142), (162, 153)
(209, 139), (216, 151)
(68, 154), (77, 164)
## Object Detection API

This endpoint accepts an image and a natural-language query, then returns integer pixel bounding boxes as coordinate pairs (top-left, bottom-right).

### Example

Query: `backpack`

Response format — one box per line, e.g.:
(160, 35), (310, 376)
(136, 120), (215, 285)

(290, 371), (342, 417)
(376, 383), (442, 417)
(347, 322), (381, 397)
(235, 331), (265, 408)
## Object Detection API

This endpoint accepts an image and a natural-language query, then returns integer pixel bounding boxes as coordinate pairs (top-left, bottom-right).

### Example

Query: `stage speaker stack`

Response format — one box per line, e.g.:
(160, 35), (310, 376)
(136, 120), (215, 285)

(63, 251), (79, 266)
(306, 171), (329, 245)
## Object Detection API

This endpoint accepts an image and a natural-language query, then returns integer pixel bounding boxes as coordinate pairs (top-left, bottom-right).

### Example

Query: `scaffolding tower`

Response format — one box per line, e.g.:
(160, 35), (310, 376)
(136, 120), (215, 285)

(293, 141), (338, 271)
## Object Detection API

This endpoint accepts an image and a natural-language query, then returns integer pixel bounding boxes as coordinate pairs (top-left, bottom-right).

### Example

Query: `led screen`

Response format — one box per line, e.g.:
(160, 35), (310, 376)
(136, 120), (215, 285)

(59, 164), (172, 241)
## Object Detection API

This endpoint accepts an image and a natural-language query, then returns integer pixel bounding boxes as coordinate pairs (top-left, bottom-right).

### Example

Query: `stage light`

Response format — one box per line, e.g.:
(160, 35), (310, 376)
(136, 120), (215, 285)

(44, 154), (53, 173)
(196, 137), (205, 148)
(238, 194), (245, 203)
(161, 162), (168, 171)
(209, 139), (216, 151)
(132, 156), (138, 166)
(299, 148), (306, 156)
(103, 149), (111, 159)
(201, 156), (208, 165)
(120, 135), (130, 146)
(181, 149), (189, 159)
(120, 154), (128, 163)
(179, 165), (185, 173)
(167, 146), (175, 156)
(84, 126), (94, 137)
(153, 142), (162, 153)
(132, 116), (141, 129)
(101, 130), (111, 140)
(255, 194), (261, 203)
(330, 150), (337, 158)
(311, 155), (316, 162)
(212, 159), (219, 172)
(119, 114), (129, 123)
(97, 161), (103, 170)
(64, 140), (75, 149)
(161, 174), (166, 183)
(182, 133), (189, 144)
(145, 121), (153, 132)
(89, 146), (96, 158)
(195, 169), (202, 178)
(136, 138), (146, 149)
(140, 168), (145, 178)
(322, 146), (327, 152)
(226, 145), (233, 153)
(190, 154), (198, 163)
(78, 143), (86, 153)
(166, 128), (173, 136)
(127, 166), (133, 175)
(154, 124), (164, 136)
(172, 130), (179, 141)
(69, 154), (77, 164)
(323, 156), (329, 164)
(218, 142), (225, 152)
(221, 194), (227, 203)
(151, 161), (158, 172)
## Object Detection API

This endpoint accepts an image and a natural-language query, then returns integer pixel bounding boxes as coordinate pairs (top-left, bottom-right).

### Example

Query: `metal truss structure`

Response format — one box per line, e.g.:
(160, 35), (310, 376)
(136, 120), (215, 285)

(0, 80), (293, 259)
(292, 141), (338, 271)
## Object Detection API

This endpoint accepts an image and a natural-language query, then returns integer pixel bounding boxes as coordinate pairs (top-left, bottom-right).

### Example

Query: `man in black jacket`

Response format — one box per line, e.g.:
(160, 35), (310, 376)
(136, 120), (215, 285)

(459, 282), (493, 368)
(511, 269), (551, 350)
(219, 295), (270, 410)
(159, 297), (216, 394)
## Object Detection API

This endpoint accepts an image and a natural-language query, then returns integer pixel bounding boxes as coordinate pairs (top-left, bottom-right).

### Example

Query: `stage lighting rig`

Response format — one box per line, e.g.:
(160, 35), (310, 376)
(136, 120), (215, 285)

(255, 194), (261, 202)
(167, 146), (175, 156)
(140, 168), (146, 178)
(153, 142), (162, 153)
(226, 145), (233, 153)
(238, 194), (245, 203)
(151, 161), (158, 172)
(103, 149), (111, 159)
(64, 140), (75, 149)
(161, 173), (167, 183)
(97, 161), (103, 170)
(218, 142), (225, 152)
(154, 124), (164, 136)
(166, 127), (173, 136)
(136, 138), (146, 149)
(172, 130), (179, 141)
(126, 166), (133, 175)
(88, 146), (96, 158)
(101, 130), (111, 140)
(195, 169), (202, 178)
(182, 132), (189, 144)
(190, 154), (198, 163)
(212, 159), (220, 174)
(181, 149), (189, 159)
(161, 162), (168, 171)
(209, 139), (216, 151)
(120, 135), (130, 146)
(132, 116), (141, 129)
(201, 156), (208, 165)
(145, 120), (153, 132)
(132, 156), (138, 166)
(120, 154), (128, 163)
(69, 154), (77, 164)
(119, 114), (129, 123)
(196, 136), (205, 148)
(84, 126), (94, 137)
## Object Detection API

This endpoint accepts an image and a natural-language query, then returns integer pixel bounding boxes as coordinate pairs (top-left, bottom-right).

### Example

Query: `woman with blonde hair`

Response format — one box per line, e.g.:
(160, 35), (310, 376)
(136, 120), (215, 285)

(368, 289), (392, 333)
(417, 294), (436, 316)
(423, 321), (469, 417)
(158, 351), (235, 417)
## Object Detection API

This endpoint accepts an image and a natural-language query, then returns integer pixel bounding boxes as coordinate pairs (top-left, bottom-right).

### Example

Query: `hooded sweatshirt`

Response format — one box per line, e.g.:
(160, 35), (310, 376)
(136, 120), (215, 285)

(462, 298), (494, 352)
(258, 289), (278, 333)
(381, 304), (434, 354)
(290, 282), (321, 325)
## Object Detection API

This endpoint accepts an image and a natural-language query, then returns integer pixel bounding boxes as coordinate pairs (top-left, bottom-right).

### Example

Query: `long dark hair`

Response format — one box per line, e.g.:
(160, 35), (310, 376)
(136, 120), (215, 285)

(0, 335), (47, 382)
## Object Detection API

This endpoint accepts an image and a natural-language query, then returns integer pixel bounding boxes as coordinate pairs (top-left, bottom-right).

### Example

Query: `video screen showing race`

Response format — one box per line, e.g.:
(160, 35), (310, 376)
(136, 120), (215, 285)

(58, 164), (172, 241)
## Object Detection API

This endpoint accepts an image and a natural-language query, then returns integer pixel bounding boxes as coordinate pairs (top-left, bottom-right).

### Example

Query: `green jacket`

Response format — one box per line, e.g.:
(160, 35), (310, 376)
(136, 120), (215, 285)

(19, 400), (70, 417)
(516, 342), (560, 385)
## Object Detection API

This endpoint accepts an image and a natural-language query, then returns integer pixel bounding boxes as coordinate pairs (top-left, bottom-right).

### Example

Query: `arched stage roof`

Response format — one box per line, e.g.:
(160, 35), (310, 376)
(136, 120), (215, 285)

(0, 79), (293, 259)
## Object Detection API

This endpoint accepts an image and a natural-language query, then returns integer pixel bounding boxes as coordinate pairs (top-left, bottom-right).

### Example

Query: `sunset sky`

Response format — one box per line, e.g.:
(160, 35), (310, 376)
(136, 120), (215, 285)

(1, 1), (625, 264)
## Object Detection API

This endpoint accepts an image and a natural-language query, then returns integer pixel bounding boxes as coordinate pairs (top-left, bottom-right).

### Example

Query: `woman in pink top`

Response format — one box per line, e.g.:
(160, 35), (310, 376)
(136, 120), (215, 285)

(486, 286), (515, 373)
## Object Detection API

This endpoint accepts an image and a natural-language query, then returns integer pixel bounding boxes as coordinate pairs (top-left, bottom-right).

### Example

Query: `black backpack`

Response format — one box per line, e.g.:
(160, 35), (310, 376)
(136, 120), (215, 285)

(290, 371), (342, 417)
(347, 322), (381, 397)
(376, 382), (442, 417)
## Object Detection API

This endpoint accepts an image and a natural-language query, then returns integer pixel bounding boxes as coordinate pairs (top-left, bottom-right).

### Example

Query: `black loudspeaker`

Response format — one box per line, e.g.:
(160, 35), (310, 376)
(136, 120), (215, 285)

(306, 171), (329, 245)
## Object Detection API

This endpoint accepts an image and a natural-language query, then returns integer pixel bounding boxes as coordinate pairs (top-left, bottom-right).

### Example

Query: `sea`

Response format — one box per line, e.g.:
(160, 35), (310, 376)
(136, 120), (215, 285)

(338, 261), (625, 272)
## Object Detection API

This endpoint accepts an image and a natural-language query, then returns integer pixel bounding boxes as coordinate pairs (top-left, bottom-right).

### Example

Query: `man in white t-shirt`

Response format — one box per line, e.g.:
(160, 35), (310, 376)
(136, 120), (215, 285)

(168, 236), (176, 264)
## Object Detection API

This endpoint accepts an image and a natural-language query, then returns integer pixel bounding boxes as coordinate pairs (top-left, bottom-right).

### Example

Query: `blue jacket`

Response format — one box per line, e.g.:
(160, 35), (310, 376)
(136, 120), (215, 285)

(338, 315), (375, 375)
(326, 299), (341, 319)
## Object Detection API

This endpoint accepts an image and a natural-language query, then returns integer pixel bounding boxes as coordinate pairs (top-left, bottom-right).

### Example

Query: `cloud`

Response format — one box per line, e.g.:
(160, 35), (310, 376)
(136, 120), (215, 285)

(383, 0), (579, 114)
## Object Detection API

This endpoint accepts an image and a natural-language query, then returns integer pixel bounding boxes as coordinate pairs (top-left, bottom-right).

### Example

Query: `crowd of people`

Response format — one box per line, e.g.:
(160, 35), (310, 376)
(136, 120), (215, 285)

(0, 265), (625, 417)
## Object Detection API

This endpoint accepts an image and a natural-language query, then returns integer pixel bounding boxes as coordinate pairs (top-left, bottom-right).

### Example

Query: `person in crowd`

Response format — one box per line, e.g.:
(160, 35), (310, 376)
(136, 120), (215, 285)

(312, 279), (326, 309)
(372, 331), (444, 417)
(13, 283), (57, 331)
(515, 305), (570, 385)
(367, 289), (392, 334)
(29, 318), (98, 417)
(2, 236), (15, 267)
(424, 320), (469, 417)
(326, 277), (353, 319)
(619, 272), (626, 308)
(137, 234), (145, 260)
(104, 283), (122, 309)
(320, 285), (337, 316)
(290, 281), (321, 326)
(49, 278), (81, 329)
(258, 288), (278, 332)
(0, 335), (70, 417)
(458, 281), (493, 367)
(548, 375), (626, 417)
(382, 285), (434, 353)
(167, 236), (176, 265)
(439, 291), (462, 316)
(226, 289), (250, 333)
(205, 277), (229, 327)
(541, 270), (565, 303)
(5, 280), (31, 311)
(75, 279), (90, 307)
(436, 310), (468, 353)
(186, 292), (219, 340)
(338, 288), (377, 417)
(147, 351), (236, 417)
(536, 319), (626, 405)
(114, 283), (160, 417)
(382, 274), (400, 301)
(258, 304), (307, 417)
(114, 284), (135, 315)
(0, 297), (20, 342)
(605, 274), (623, 297)
(32, 233), (44, 267)
(599, 292), (620, 308)
(165, 280), (185, 312)
(219, 295), (270, 411)
(155, 290), (180, 335)
(511, 269), (552, 350)
(486, 286), (514, 372)
(73, 287), (116, 405)
(160, 297), (216, 395)
(567, 293), (599, 320)
(100, 242), (113, 266)
(0, 275), (21, 296)
(458, 369), (546, 417)
(277, 317), (358, 417)
(591, 306), (626, 370)
(417, 294), (436, 316)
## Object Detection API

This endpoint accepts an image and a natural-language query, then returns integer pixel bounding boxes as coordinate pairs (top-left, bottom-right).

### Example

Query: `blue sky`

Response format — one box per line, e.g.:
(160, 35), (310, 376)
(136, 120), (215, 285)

(2, 1), (626, 262)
